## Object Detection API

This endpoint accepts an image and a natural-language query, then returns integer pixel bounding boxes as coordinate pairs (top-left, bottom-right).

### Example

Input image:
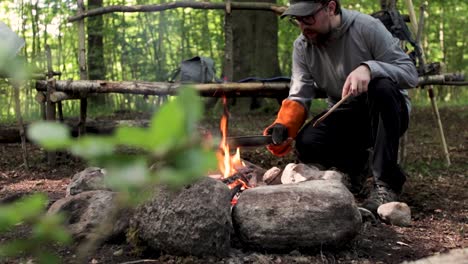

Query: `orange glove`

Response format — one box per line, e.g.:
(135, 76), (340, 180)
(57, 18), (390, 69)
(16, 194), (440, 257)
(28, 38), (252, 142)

(263, 99), (307, 156)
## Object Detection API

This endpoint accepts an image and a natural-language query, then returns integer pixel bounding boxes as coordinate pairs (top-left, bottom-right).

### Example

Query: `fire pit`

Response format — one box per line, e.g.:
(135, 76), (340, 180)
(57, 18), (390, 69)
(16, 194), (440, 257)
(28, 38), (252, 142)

(48, 98), (363, 257)
(211, 97), (363, 250)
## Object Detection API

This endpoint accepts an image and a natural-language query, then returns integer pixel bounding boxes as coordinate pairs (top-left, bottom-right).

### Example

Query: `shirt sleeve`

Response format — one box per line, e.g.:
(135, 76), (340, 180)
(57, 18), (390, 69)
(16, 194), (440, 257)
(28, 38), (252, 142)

(288, 39), (316, 112)
(361, 19), (419, 89)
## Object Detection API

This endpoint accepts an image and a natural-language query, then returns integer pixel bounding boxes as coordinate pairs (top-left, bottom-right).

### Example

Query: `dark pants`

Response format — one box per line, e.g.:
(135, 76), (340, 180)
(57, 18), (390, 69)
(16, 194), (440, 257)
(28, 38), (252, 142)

(295, 78), (409, 193)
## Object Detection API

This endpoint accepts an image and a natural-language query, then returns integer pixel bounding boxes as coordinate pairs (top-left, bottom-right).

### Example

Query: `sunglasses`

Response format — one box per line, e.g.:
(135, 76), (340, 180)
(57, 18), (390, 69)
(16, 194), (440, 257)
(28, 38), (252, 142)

(289, 5), (328, 26)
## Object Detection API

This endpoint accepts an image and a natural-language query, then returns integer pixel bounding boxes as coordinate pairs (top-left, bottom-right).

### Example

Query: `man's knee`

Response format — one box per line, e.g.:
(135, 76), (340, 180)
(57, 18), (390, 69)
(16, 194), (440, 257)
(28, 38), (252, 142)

(368, 78), (400, 100)
(295, 128), (325, 163)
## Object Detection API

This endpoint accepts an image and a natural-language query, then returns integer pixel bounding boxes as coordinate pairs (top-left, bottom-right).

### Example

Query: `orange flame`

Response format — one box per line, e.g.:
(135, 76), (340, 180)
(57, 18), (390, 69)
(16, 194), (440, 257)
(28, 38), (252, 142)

(216, 97), (245, 180)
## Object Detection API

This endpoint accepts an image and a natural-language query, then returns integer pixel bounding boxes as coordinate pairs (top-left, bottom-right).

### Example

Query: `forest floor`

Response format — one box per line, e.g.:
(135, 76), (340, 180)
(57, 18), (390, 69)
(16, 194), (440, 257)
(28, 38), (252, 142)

(0, 102), (466, 264)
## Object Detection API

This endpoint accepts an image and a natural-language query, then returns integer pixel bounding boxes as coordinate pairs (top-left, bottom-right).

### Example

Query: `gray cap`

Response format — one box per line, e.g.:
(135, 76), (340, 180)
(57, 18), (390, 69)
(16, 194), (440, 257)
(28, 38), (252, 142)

(280, 0), (322, 18)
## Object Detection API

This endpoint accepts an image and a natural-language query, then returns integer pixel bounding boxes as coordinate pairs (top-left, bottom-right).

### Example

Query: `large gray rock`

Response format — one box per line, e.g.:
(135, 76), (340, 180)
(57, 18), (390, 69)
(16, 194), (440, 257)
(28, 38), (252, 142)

(232, 180), (362, 250)
(130, 177), (232, 257)
(48, 190), (128, 240)
(66, 167), (110, 196)
(402, 248), (468, 264)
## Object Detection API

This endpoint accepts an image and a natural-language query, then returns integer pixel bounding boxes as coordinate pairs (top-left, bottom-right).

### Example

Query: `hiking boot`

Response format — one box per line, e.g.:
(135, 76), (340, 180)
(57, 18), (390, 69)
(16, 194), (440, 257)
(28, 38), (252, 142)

(362, 184), (399, 213)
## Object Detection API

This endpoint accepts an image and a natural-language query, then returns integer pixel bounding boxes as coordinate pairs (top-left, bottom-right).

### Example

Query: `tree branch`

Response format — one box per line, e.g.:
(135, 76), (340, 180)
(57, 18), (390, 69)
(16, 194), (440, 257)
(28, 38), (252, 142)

(68, 1), (287, 22)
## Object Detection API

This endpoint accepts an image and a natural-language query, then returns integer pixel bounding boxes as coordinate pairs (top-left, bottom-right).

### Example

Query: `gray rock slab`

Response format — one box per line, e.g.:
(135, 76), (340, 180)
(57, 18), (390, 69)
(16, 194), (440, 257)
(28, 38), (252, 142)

(130, 177), (232, 257)
(48, 190), (127, 240)
(232, 180), (362, 250)
(67, 167), (110, 196)
(401, 248), (468, 264)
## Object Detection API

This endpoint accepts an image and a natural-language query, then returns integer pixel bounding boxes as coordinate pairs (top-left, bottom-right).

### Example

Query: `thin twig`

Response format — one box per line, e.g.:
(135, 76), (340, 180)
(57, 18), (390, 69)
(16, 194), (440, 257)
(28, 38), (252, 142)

(118, 260), (159, 264)
(313, 94), (351, 127)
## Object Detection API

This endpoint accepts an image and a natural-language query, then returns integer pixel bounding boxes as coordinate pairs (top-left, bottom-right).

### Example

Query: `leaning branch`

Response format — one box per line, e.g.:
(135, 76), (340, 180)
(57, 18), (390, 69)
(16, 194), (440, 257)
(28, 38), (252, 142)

(68, 1), (287, 22)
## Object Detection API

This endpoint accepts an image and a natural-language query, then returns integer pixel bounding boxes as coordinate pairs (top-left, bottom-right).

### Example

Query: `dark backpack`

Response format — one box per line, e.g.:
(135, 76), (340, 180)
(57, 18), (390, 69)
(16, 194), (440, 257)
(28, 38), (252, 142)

(169, 56), (219, 83)
(371, 9), (424, 74)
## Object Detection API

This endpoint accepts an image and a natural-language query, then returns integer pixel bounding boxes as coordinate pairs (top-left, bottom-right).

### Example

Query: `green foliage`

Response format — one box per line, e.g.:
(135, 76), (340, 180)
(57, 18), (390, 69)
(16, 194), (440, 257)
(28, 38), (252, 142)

(28, 87), (217, 202)
(0, 193), (71, 264)
(0, 0), (466, 123)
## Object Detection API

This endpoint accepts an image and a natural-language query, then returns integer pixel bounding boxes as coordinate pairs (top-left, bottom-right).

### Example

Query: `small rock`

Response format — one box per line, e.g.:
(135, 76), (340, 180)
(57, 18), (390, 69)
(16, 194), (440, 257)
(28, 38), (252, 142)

(113, 248), (123, 256)
(280, 163), (322, 184)
(289, 249), (301, 256)
(262, 167), (282, 185)
(377, 202), (411, 226)
(67, 167), (109, 196)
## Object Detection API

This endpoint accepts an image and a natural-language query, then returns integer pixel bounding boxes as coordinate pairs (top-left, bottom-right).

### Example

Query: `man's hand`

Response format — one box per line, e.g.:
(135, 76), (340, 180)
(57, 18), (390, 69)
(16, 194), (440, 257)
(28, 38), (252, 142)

(265, 123), (289, 145)
(341, 65), (371, 98)
(263, 123), (294, 157)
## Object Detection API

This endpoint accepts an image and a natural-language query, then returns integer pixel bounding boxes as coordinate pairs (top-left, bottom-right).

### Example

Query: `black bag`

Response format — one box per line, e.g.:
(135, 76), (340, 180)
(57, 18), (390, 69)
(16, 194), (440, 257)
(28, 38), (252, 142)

(169, 56), (219, 83)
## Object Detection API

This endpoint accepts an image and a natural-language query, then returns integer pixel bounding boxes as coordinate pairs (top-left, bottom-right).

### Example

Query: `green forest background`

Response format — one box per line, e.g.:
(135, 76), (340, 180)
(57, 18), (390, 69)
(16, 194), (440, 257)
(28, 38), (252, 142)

(0, 0), (466, 123)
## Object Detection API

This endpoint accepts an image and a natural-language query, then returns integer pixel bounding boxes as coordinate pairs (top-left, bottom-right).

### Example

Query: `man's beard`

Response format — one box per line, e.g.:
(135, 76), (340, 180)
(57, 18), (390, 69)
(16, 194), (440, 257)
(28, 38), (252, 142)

(303, 23), (335, 47)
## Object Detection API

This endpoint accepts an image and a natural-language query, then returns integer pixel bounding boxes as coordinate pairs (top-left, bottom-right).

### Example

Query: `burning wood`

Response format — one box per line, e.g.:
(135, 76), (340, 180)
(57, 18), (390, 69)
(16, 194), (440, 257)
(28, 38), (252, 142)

(212, 96), (261, 204)
(216, 96), (247, 180)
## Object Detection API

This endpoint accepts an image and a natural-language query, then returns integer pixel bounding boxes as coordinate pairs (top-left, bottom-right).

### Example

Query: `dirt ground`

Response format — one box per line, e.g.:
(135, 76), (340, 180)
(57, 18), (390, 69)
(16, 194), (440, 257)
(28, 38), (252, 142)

(0, 104), (466, 263)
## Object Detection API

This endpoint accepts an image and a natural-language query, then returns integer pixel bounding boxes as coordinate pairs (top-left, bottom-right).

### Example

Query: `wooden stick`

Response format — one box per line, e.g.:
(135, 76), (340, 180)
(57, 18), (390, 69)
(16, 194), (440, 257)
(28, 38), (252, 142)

(312, 94), (351, 127)
(35, 74), (462, 97)
(78, 0), (88, 137)
(68, 1), (287, 22)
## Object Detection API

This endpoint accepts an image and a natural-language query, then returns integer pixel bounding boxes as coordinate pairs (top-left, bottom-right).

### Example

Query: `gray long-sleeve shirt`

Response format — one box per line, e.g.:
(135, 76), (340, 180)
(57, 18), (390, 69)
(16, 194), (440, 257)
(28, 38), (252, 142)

(288, 8), (418, 111)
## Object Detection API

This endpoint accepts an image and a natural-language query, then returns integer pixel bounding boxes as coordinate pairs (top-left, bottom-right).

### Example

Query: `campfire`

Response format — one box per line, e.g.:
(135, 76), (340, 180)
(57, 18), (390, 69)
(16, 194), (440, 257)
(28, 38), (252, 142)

(213, 97), (255, 204)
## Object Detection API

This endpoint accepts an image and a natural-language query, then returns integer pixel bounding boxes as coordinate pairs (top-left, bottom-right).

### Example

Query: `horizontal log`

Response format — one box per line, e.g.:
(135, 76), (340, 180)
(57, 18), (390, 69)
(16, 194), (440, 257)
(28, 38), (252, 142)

(417, 73), (465, 86)
(35, 80), (290, 98)
(50, 91), (85, 102)
(0, 120), (150, 144)
(35, 91), (85, 103)
(68, 1), (287, 22)
(35, 73), (464, 100)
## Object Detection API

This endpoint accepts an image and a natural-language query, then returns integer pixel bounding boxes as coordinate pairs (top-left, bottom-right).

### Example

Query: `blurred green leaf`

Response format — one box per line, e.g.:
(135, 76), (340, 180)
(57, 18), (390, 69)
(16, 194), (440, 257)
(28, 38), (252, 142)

(0, 194), (47, 232)
(173, 148), (217, 179)
(177, 87), (203, 133)
(104, 159), (151, 190)
(27, 122), (71, 150)
(33, 214), (71, 245)
(69, 136), (115, 160)
(114, 126), (152, 150)
(149, 95), (185, 153)
(0, 239), (28, 258)
(37, 251), (60, 264)
(156, 168), (187, 189)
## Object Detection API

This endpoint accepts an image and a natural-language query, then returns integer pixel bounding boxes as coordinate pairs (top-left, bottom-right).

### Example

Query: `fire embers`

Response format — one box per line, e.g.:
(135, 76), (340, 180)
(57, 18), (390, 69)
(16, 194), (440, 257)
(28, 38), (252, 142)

(221, 166), (256, 205)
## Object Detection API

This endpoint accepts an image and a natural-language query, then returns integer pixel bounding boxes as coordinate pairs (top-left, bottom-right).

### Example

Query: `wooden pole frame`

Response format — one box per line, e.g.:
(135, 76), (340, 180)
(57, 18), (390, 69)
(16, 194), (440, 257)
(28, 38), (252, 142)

(68, 1), (287, 22)
(404, 1), (451, 166)
(77, 0), (88, 138)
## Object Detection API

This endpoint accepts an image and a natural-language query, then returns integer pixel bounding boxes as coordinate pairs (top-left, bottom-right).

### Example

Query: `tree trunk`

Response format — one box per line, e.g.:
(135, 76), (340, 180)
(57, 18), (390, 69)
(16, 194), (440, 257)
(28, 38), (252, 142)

(87, 0), (106, 80)
(232, 0), (281, 81)
(231, 0), (281, 109)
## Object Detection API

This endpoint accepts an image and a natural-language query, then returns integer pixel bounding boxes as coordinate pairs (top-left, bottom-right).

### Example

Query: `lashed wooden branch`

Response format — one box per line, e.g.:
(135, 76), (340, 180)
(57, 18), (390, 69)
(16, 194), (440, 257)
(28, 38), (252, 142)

(35, 80), (290, 98)
(417, 73), (465, 86)
(68, 1), (287, 22)
(35, 73), (464, 101)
